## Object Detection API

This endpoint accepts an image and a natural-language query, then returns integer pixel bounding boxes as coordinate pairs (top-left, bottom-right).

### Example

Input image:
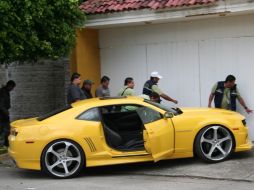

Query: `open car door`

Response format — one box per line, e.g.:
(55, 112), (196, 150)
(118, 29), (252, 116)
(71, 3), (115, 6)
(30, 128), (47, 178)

(136, 107), (174, 162)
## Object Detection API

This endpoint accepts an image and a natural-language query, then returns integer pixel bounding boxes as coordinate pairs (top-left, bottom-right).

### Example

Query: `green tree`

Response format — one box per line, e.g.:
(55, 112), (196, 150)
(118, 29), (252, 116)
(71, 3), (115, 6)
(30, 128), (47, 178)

(0, 0), (85, 64)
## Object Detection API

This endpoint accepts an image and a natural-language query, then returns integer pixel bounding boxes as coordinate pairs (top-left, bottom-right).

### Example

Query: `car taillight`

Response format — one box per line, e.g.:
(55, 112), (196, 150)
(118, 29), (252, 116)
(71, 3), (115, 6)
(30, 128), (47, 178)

(242, 119), (247, 126)
(10, 128), (18, 136)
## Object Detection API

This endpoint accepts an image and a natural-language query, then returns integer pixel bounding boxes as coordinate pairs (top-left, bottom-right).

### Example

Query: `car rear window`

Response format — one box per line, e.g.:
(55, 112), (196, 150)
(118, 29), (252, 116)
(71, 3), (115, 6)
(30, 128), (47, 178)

(37, 105), (72, 121)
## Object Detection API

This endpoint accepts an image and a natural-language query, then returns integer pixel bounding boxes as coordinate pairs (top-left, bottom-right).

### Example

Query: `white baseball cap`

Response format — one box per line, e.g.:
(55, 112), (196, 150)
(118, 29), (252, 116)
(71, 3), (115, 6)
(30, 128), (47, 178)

(150, 71), (162, 79)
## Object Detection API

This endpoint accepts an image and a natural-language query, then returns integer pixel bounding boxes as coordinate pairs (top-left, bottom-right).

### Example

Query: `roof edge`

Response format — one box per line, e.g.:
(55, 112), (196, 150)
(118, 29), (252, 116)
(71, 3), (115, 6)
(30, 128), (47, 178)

(82, 1), (254, 29)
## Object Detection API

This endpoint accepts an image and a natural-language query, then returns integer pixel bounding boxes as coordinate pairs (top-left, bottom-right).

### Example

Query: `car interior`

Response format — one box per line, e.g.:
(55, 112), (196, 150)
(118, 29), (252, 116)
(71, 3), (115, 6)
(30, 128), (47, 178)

(100, 105), (145, 151)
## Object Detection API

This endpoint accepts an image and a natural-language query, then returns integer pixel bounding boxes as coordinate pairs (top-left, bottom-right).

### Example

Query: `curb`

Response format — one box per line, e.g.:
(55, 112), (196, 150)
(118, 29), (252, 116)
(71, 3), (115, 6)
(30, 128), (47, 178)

(0, 153), (9, 160)
(125, 172), (254, 183)
(0, 153), (16, 168)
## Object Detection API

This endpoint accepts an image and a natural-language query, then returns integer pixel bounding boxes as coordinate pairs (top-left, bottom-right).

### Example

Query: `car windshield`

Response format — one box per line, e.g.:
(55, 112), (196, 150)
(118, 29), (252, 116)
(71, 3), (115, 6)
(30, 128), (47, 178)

(144, 99), (183, 115)
(37, 105), (72, 121)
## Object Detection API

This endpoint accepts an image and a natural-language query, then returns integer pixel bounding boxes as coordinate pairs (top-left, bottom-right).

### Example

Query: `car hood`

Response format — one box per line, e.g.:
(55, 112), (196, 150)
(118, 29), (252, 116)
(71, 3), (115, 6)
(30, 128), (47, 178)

(180, 107), (244, 118)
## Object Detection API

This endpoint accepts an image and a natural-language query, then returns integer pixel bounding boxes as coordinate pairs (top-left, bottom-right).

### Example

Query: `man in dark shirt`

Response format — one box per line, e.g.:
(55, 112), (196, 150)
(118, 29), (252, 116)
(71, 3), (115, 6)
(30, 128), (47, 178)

(95, 76), (110, 97)
(67, 73), (85, 104)
(0, 80), (16, 147)
(81, 80), (94, 99)
(208, 75), (252, 113)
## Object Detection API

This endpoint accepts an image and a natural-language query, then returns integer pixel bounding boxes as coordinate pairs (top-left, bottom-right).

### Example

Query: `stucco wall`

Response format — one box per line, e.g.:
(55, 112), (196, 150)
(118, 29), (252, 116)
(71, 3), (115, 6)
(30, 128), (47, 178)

(99, 13), (254, 139)
(0, 58), (70, 121)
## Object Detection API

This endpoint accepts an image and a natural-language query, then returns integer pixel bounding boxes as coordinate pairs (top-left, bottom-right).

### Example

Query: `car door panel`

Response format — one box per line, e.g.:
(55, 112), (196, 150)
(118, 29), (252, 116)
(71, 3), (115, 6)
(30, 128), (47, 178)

(136, 106), (174, 162)
(143, 119), (174, 162)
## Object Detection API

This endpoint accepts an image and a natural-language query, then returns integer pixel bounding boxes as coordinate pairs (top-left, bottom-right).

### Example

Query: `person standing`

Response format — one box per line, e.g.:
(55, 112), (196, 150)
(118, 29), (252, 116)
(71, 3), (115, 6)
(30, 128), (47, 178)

(67, 72), (85, 104)
(143, 71), (178, 104)
(208, 75), (252, 113)
(81, 80), (94, 99)
(117, 77), (135, 96)
(95, 76), (110, 97)
(0, 80), (16, 147)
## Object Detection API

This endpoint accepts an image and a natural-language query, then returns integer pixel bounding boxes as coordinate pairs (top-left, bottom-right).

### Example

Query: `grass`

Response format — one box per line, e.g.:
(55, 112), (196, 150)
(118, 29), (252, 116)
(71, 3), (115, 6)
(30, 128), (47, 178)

(0, 147), (7, 155)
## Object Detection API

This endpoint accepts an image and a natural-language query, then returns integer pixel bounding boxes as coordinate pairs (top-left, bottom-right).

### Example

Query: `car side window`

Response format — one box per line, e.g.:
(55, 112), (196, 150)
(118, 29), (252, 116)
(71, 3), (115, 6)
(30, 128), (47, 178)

(101, 104), (140, 113)
(77, 108), (100, 122)
(136, 106), (162, 124)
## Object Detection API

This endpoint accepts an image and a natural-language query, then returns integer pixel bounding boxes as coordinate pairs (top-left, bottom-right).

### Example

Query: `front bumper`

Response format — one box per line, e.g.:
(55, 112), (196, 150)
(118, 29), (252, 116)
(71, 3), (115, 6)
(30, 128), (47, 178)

(234, 125), (253, 152)
(235, 140), (252, 152)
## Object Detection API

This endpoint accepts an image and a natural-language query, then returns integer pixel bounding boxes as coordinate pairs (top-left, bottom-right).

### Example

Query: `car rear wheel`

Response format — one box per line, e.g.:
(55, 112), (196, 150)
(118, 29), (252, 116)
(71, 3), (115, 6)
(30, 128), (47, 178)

(41, 140), (85, 178)
(195, 125), (234, 162)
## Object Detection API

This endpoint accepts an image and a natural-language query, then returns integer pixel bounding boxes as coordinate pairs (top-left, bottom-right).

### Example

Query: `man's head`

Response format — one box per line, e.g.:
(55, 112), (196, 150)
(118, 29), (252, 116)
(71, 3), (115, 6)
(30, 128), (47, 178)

(6, 80), (16, 91)
(150, 71), (162, 83)
(150, 92), (160, 103)
(224, 75), (236, 88)
(71, 72), (81, 86)
(82, 80), (94, 91)
(101, 76), (110, 89)
(124, 77), (134, 89)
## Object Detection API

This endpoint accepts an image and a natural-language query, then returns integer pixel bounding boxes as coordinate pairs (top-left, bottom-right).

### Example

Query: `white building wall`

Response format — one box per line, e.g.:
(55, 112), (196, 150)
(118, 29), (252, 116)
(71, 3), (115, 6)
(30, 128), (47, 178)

(99, 14), (254, 139)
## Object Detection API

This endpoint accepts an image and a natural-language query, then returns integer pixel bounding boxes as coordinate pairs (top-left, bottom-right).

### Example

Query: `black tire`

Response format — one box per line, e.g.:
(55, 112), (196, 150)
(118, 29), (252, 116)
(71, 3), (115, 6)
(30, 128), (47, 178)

(194, 125), (234, 163)
(41, 139), (85, 178)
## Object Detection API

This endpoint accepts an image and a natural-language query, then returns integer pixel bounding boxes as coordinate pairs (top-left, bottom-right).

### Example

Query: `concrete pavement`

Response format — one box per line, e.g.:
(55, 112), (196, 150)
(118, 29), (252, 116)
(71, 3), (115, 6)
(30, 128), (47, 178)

(0, 148), (254, 182)
(1, 167), (254, 190)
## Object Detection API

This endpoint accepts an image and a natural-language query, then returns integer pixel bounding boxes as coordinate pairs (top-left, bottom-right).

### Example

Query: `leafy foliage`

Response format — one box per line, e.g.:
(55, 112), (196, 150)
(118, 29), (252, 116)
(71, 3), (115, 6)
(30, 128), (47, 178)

(0, 0), (85, 64)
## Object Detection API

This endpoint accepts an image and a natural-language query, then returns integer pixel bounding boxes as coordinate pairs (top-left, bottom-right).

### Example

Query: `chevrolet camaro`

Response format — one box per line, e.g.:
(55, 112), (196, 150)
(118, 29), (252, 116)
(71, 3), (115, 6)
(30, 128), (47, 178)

(8, 96), (252, 178)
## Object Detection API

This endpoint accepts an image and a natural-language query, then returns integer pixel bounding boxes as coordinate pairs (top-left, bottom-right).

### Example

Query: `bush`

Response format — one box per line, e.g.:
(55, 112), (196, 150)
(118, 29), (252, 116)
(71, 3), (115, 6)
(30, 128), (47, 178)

(0, 0), (86, 64)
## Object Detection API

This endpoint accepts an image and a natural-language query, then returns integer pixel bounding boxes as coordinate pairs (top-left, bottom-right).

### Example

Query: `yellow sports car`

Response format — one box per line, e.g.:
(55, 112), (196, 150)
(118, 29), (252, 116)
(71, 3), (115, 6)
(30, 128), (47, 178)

(9, 96), (252, 178)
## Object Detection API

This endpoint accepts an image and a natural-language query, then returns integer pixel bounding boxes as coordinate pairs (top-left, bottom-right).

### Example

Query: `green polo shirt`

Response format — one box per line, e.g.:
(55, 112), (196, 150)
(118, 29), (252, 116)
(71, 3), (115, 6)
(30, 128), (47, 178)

(117, 86), (136, 112)
(211, 83), (241, 109)
(152, 85), (163, 95)
(117, 86), (135, 96)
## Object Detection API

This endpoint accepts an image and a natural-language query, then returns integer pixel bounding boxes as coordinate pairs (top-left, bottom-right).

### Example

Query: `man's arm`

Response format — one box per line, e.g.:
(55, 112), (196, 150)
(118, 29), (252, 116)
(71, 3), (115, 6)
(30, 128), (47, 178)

(238, 97), (253, 114)
(208, 83), (217, 108)
(160, 93), (178, 104)
(208, 93), (215, 108)
(152, 85), (178, 104)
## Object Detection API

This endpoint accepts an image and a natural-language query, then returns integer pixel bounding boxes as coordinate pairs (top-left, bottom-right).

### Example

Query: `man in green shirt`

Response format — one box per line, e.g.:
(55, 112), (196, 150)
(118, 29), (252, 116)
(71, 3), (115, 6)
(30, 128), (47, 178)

(208, 75), (252, 113)
(118, 77), (135, 96)
(118, 77), (136, 112)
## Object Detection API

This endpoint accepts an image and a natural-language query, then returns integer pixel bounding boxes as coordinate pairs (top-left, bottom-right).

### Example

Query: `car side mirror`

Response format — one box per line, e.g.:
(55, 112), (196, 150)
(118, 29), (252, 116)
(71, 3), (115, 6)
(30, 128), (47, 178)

(164, 112), (174, 119)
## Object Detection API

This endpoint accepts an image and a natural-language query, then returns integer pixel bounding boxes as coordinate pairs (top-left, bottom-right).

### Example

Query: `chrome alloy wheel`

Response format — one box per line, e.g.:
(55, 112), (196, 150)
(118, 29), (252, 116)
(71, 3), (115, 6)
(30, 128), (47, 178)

(44, 141), (82, 178)
(200, 126), (233, 161)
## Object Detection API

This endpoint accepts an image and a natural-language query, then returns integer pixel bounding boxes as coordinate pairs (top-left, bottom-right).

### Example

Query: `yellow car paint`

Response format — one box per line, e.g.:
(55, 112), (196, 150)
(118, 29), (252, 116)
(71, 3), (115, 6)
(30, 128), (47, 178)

(8, 96), (252, 176)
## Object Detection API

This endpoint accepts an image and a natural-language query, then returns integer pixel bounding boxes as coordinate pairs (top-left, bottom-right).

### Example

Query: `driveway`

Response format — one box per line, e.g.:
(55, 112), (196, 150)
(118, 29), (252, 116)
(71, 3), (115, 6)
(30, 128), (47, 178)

(1, 148), (254, 182)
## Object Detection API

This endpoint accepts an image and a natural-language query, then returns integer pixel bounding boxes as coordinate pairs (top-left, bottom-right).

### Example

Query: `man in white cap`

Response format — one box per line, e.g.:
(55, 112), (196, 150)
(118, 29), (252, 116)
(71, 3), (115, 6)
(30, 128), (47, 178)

(142, 71), (178, 104)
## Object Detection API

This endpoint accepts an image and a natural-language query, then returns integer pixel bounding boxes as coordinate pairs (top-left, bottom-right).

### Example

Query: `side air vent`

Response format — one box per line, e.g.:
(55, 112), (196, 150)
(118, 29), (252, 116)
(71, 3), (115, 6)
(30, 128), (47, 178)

(84, 138), (97, 152)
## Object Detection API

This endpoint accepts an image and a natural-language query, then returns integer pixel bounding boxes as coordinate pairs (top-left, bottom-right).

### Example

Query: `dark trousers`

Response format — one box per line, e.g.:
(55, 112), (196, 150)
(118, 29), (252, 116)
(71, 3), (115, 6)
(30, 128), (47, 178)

(0, 116), (10, 147)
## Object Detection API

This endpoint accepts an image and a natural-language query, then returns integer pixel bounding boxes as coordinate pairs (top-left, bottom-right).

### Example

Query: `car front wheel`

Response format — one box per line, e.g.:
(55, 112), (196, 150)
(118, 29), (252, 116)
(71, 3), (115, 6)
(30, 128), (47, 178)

(195, 125), (234, 162)
(41, 140), (85, 178)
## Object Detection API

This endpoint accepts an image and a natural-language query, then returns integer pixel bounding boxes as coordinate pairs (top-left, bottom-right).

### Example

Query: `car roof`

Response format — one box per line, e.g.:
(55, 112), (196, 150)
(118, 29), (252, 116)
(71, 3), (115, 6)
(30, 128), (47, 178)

(71, 96), (145, 108)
